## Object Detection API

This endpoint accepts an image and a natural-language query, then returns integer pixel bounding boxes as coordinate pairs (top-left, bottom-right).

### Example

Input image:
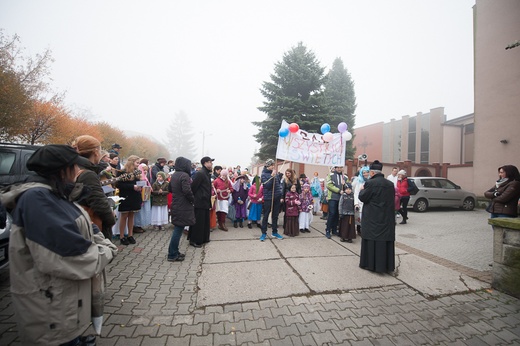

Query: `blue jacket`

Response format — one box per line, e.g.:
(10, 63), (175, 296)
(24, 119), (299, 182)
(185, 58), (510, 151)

(261, 167), (282, 200)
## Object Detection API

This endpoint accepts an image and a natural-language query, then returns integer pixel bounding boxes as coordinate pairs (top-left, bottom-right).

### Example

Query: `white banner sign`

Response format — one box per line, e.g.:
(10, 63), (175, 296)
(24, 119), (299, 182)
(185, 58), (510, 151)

(275, 120), (346, 167)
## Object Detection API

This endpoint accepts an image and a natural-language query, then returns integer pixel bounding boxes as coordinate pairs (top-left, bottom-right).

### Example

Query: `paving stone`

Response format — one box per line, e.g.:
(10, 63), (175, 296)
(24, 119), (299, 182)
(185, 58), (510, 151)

(368, 324), (395, 338)
(295, 321), (320, 335)
(386, 334), (416, 346)
(270, 306), (291, 318)
(224, 303), (243, 313)
(259, 299), (278, 309)
(208, 321), (225, 335)
(214, 311), (234, 323)
(156, 324), (182, 337)
(403, 331), (433, 345)
(300, 311), (324, 323)
(330, 328), (357, 342)
(351, 316), (376, 328)
(276, 323), (300, 338)
(234, 310), (254, 322)
(492, 329), (520, 343)
(132, 324), (160, 337)
(264, 316), (286, 329)
(318, 309), (341, 320)
(113, 335), (143, 346)
(311, 330), (338, 345)
(288, 304), (308, 315)
(242, 302), (261, 311)
(244, 318), (267, 332)
(292, 296), (311, 306)
(315, 319), (340, 332)
(108, 325), (137, 338)
(224, 320), (246, 334)
(252, 309), (273, 320)
(299, 333), (318, 346)
(282, 313), (305, 326)
(333, 317), (357, 330)
(257, 327), (280, 342)
(236, 330), (259, 344)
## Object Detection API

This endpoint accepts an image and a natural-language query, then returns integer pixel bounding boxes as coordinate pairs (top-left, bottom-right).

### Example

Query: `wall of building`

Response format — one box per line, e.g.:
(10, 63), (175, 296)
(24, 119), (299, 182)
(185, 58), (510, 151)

(352, 122), (384, 162)
(473, 0), (520, 196)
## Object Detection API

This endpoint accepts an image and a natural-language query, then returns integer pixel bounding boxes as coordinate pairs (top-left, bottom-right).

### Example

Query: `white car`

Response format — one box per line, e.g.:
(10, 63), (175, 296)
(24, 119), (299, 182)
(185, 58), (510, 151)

(407, 177), (476, 212)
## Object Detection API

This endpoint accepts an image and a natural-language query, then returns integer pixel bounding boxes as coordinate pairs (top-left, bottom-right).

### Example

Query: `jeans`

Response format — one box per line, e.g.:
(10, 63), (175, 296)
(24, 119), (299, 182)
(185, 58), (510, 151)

(262, 198), (281, 234)
(326, 199), (339, 233)
(168, 225), (184, 259)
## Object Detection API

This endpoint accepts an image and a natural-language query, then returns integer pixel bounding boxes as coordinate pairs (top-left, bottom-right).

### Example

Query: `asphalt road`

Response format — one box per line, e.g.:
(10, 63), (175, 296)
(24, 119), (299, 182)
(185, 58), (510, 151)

(395, 207), (493, 272)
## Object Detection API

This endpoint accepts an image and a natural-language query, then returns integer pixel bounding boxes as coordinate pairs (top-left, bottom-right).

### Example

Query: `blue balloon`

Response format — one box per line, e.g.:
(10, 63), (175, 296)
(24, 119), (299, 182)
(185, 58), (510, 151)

(321, 123), (331, 134)
(279, 127), (289, 137)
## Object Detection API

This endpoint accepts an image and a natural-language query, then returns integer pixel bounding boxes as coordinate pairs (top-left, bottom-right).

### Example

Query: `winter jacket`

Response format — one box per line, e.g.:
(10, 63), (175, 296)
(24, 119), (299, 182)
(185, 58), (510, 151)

(484, 179), (520, 217)
(169, 157), (195, 226)
(76, 160), (115, 235)
(396, 178), (411, 197)
(261, 167), (282, 200)
(191, 166), (212, 209)
(281, 178), (301, 197)
(358, 172), (396, 241)
(326, 172), (348, 201)
(248, 183), (264, 203)
(0, 180), (117, 346)
(151, 180), (169, 206)
(284, 191), (300, 217)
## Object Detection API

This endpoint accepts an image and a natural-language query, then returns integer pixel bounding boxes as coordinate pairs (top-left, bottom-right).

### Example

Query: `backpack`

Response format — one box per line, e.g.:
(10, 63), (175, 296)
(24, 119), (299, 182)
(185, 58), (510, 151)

(407, 179), (419, 195)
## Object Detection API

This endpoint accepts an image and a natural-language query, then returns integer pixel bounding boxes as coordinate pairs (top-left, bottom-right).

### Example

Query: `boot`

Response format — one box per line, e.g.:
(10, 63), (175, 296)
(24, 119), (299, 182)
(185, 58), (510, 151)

(239, 221), (243, 228)
(234, 221), (238, 228)
(222, 223), (228, 231)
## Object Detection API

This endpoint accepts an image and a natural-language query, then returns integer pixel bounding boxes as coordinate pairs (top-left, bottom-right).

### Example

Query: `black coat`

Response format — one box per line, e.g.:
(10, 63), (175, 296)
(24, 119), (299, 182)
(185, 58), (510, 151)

(116, 170), (142, 212)
(169, 157), (195, 226)
(191, 166), (212, 210)
(358, 172), (395, 241)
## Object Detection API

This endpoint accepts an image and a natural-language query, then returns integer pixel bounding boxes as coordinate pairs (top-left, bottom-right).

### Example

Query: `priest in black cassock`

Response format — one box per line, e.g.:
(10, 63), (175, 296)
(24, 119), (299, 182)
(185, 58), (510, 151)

(358, 160), (396, 273)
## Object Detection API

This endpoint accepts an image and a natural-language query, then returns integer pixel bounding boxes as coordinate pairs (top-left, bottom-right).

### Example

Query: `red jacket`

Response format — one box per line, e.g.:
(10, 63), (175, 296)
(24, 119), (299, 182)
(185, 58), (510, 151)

(213, 177), (234, 200)
(397, 178), (410, 197)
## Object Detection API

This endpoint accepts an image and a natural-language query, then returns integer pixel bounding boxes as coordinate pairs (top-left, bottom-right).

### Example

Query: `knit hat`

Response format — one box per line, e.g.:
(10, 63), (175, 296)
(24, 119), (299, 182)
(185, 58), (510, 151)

(369, 160), (383, 171)
(398, 169), (407, 176)
(157, 171), (167, 180)
(265, 159), (275, 167)
(27, 144), (91, 176)
(345, 182), (352, 189)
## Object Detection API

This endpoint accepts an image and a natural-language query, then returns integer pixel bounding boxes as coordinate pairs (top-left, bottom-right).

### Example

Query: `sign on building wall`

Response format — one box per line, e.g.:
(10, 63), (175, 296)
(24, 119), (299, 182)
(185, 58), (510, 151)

(275, 120), (346, 166)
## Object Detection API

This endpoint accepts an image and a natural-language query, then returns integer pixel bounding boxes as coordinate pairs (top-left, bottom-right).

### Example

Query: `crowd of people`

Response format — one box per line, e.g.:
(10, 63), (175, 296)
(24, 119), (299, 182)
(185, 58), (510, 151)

(2, 137), (519, 345)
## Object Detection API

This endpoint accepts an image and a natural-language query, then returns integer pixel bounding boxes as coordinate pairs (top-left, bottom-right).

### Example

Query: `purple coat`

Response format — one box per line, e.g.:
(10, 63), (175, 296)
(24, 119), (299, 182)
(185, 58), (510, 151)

(285, 191), (300, 217)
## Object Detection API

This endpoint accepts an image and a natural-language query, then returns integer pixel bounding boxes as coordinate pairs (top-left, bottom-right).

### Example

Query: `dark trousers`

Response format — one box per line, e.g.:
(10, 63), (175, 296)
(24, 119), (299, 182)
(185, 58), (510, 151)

(190, 208), (210, 245)
(399, 196), (410, 220)
(261, 199), (281, 234)
(326, 199), (340, 233)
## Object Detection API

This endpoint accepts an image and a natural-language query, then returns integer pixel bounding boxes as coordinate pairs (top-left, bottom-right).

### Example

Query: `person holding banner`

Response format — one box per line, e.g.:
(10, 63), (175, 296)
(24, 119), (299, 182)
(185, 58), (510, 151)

(260, 159), (284, 241)
(325, 166), (348, 239)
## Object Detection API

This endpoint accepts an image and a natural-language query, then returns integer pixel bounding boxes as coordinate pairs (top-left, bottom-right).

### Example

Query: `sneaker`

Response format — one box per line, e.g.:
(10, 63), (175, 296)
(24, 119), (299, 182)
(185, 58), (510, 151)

(325, 231), (331, 239)
(271, 233), (283, 240)
(260, 234), (267, 241)
(247, 223), (252, 229)
(120, 237), (130, 245)
(127, 236), (136, 244)
(167, 256), (185, 262)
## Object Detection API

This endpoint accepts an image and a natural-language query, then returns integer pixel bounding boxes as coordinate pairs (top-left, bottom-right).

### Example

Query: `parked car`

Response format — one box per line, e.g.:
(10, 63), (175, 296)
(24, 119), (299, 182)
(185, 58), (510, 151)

(407, 177), (476, 212)
(0, 142), (40, 270)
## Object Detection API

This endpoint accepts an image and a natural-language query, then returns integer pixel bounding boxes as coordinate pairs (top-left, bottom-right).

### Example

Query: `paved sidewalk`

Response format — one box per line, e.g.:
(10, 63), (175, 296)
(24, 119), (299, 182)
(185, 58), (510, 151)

(0, 216), (519, 345)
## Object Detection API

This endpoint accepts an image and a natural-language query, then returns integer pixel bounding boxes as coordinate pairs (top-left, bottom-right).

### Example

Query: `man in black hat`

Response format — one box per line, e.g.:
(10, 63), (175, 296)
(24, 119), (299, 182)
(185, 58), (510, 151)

(358, 160), (396, 273)
(189, 156), (214, 247)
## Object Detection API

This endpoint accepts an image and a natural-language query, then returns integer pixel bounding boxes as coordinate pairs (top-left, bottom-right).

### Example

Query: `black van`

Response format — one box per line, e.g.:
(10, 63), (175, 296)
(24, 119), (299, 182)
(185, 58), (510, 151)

(0, 142), (40, 269)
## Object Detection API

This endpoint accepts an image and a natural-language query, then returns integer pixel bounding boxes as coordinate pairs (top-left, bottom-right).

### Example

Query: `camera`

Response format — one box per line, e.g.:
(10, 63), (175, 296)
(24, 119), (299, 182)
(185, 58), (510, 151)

(358, 154), (368, 161)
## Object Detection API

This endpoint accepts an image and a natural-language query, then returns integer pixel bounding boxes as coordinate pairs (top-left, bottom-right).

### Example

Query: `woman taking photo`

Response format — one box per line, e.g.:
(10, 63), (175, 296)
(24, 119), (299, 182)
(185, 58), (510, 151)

(484, 165), (520, 218)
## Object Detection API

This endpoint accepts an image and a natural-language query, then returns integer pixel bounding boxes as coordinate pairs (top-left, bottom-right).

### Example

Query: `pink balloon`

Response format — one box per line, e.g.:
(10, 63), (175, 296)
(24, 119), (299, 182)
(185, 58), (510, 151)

(323, 132), (333, 142)
(288, 123), (299, 133)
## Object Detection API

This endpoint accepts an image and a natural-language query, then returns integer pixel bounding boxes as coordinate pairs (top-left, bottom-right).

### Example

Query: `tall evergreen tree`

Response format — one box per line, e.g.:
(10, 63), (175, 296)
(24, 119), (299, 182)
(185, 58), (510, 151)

(166, 110), (197, 161)
(323, 58), (357, 159)
(253, 42), (329, 161)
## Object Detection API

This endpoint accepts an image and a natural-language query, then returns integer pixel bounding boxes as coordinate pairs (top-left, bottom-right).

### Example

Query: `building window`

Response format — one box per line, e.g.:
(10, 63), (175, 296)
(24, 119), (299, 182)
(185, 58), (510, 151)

(408, 117), (416, 161)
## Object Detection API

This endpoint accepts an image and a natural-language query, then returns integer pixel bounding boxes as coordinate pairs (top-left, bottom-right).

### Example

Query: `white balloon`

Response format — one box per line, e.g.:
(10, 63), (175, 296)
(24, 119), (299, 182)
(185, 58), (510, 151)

(342, 131), (352, 141)
(323, 132), (333, 142)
